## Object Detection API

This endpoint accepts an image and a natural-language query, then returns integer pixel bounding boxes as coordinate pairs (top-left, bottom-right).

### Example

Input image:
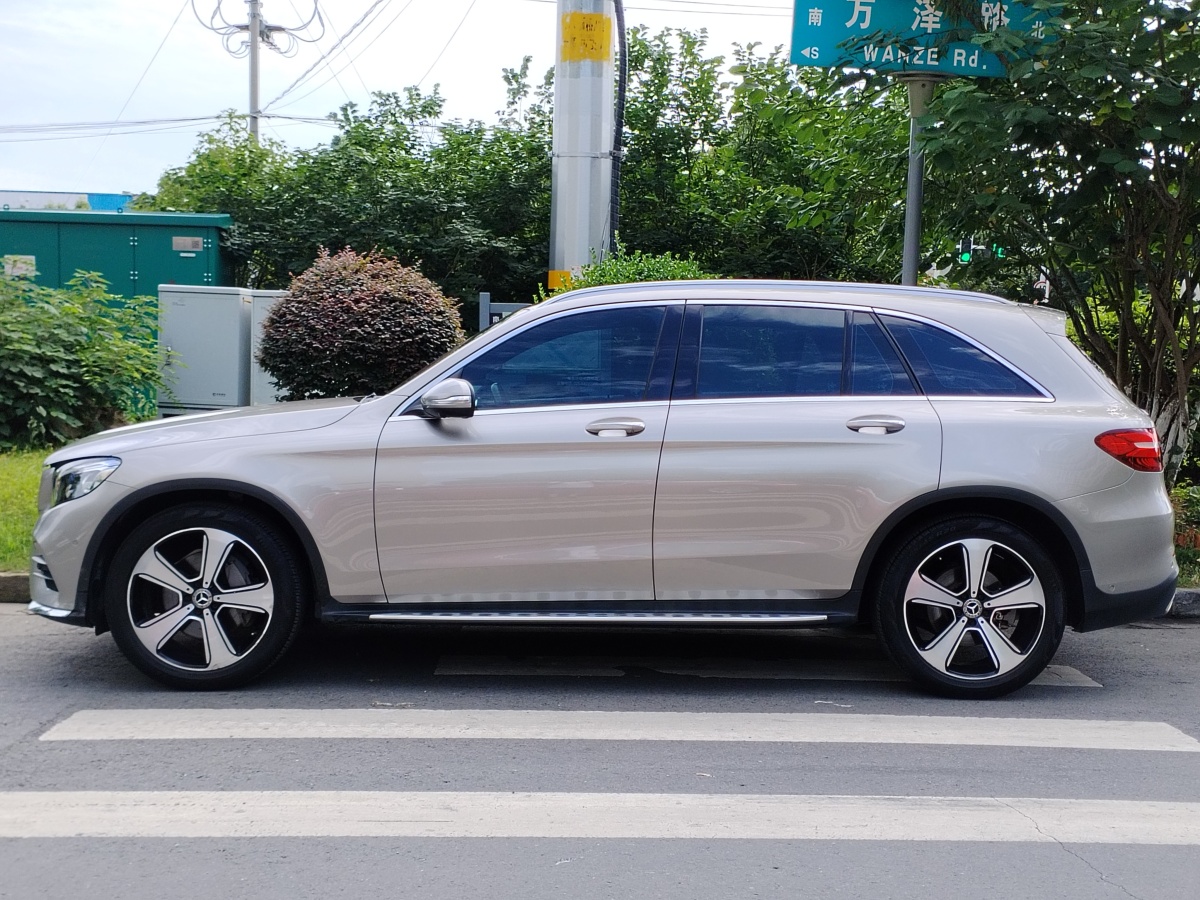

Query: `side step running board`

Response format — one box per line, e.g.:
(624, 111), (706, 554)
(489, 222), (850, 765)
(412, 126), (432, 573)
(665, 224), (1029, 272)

(366, 611), (829, 625)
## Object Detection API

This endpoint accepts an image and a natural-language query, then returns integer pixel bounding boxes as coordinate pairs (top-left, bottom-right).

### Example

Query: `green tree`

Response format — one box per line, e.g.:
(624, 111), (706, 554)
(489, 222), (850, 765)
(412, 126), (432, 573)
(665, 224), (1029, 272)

(139, 85), (552, 308)
(922, 0), (1200, 482)
(618, 30), (909, 282)
(135, 113), (292, 288)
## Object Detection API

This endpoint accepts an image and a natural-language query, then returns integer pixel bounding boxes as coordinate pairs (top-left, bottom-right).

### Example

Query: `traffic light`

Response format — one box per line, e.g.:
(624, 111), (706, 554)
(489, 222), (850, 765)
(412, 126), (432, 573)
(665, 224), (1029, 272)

(957, 238), (1007, 263)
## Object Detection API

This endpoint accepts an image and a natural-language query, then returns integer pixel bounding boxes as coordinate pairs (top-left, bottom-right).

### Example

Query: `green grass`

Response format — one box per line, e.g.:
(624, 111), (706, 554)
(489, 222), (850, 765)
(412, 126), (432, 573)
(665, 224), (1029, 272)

(0, 450), (45, 573)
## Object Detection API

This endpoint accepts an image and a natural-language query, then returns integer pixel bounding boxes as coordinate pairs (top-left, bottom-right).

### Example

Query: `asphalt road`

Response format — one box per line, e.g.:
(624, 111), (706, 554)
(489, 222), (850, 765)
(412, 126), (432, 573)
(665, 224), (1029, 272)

(2, 605), (1199, 899)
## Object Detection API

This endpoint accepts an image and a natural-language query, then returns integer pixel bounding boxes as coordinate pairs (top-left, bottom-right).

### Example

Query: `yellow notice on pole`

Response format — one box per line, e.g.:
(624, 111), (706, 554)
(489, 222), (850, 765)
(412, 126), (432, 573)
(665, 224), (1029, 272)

(547, 270), (572, 291)
(560, 12), (613, 63)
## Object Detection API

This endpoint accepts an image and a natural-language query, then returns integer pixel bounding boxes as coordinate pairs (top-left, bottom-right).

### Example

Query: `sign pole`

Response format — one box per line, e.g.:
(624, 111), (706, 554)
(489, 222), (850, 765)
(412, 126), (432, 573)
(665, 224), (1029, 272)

(899, 74), (943, 286)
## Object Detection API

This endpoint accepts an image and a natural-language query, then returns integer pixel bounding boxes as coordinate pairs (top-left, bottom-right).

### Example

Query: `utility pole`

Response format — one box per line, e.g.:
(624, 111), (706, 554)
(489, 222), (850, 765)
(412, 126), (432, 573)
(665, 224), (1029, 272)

(248, 0), (262, 139)
(548, 0), (616, 291)
(192, 1), (323, 140)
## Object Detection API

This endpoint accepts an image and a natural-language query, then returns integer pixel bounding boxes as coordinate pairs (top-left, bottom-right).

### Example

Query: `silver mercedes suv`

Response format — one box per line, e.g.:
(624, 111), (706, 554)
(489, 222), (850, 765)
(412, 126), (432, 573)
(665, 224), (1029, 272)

(28, 281), (1177, 697)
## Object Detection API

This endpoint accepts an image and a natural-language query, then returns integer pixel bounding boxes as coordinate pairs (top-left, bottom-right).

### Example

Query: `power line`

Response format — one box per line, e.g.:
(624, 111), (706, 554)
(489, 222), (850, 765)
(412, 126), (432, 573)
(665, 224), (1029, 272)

(263, 0), (392, 109)
(79, 0), (191, 179)
(190, 0), (326, 57)
(418, 0), (481, 87)
(316, 3), (373, 96)
(1, 119), (228, 145)
(266, 0), (419, 112)
(0, 117), (228, 135)
(287, 0), (353, 103)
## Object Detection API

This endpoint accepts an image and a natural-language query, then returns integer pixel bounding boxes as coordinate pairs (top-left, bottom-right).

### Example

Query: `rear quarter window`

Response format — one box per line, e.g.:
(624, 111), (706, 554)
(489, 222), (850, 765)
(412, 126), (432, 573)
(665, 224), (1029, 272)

(880, 315), (1042, 397)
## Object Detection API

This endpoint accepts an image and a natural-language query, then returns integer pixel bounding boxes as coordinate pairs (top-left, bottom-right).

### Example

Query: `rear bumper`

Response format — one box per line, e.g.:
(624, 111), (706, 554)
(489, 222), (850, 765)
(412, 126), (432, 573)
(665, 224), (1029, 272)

(1075, 571), (1178, 632)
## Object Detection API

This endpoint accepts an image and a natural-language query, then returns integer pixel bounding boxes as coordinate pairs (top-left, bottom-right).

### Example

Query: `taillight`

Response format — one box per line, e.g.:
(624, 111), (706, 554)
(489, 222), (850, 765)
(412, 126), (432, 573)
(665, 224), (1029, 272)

(1094, 428), (1163, 472)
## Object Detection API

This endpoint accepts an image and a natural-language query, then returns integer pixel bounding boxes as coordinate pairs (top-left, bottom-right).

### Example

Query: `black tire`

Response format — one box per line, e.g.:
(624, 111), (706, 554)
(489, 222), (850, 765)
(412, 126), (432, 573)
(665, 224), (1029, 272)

(105, 503), (308, 690)
(872, 515), (1065, 699)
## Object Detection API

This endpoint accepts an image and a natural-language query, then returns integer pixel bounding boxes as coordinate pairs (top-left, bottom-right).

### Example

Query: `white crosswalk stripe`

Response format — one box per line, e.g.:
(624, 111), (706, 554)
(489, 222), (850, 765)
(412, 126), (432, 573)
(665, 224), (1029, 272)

(40, 708), (1199, 751)
(2, 791), (1199, 843)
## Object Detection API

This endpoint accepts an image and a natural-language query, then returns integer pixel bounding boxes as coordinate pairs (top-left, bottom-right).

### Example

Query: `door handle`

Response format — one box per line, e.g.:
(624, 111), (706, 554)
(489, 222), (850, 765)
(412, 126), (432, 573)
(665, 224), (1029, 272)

(846, 415), (906, 434)
(586, 417), (646, 437)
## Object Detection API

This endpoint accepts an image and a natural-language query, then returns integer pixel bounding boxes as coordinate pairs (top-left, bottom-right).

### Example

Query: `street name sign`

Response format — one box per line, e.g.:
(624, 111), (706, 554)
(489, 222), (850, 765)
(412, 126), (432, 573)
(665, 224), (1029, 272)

(790, 1), (1048, 77)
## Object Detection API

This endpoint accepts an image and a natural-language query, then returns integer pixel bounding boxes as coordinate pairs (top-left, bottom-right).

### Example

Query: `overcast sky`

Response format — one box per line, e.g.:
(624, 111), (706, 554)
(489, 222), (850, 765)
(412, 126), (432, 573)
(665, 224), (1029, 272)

(0, 0), (794, 197)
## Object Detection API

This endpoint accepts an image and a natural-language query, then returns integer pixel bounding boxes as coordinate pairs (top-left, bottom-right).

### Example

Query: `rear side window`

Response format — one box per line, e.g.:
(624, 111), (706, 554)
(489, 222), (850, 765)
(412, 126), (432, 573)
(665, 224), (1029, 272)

(880, 315), (1041, 397)
(694, 305), (844, 398)
(848, 313), (917, 395)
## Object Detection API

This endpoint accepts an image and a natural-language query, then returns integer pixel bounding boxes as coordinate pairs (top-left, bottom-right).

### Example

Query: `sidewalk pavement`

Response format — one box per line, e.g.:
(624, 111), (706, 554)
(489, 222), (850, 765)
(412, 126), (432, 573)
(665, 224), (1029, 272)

(2, 572), (1198, 616)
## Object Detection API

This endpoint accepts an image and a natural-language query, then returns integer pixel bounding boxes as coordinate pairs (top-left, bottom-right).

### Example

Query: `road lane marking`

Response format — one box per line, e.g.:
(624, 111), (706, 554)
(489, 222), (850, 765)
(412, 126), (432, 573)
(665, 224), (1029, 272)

(1, 791), (1197, 843)
(434, 656), (1101, 686)
(40, 709), (1197, 751)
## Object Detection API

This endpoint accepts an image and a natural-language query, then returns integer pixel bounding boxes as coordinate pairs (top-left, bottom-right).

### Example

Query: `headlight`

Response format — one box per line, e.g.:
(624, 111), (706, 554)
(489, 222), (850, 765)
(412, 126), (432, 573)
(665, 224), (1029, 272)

(49, 458), (121, 507)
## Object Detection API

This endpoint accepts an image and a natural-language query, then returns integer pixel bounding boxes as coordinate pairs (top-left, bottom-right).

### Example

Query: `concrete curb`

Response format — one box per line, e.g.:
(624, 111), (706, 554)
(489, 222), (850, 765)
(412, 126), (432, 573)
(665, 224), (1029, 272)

(1171, 588), (1200, 619)
(3, 570), (1200, 617)
(0, 573), (27, 604)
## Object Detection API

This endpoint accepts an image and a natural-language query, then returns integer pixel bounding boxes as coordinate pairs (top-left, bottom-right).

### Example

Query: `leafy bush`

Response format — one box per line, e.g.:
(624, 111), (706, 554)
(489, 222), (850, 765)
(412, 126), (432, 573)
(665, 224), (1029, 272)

(541, 243), (717, 300)
(0, 274), (163, 449)
(1170, 482), (1200, 587)
(258, 248), (465, 400)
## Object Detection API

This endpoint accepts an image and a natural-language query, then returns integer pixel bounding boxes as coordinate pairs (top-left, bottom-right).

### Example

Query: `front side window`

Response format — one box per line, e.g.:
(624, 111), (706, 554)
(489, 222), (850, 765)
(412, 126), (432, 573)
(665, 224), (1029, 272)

(692, 305), (845, 399)
(880, 315), (1041, 397)
(458, 306), (669, 410)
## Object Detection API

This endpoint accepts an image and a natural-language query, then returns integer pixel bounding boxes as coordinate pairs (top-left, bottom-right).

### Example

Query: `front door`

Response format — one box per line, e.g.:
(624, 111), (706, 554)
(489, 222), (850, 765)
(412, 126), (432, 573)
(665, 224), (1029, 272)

(374, 303), (681, 605)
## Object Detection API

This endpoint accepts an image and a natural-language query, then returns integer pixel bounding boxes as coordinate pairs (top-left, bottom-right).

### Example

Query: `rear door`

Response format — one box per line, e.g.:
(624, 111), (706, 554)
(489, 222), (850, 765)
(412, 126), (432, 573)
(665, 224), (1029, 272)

(653, 302), (943, 602)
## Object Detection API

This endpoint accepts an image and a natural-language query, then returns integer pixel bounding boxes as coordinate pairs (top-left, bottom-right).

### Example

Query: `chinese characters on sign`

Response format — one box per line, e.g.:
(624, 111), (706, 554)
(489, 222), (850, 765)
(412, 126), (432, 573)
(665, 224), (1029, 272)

(790, 1), (1050, 77)
(560, 12), (614, 64)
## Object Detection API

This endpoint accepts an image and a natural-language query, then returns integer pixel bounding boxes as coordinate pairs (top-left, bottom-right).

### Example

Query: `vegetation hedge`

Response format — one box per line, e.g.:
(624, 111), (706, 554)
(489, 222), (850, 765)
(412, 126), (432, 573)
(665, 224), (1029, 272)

(0, 274), (162, 449)
(542, 244), (717, 299)
(258, 248), (465, 400)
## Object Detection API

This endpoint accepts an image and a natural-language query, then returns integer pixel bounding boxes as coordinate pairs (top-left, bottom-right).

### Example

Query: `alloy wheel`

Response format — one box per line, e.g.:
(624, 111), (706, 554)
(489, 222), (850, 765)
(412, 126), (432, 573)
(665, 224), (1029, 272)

(902, 538), (1047, 681)
(125, 526), (275, 671)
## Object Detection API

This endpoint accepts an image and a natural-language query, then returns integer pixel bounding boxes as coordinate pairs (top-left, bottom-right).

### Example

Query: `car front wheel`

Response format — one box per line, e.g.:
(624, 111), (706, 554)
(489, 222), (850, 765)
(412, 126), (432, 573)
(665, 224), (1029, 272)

(873, 516), (1065, 699)
(105, 503), (307, 689)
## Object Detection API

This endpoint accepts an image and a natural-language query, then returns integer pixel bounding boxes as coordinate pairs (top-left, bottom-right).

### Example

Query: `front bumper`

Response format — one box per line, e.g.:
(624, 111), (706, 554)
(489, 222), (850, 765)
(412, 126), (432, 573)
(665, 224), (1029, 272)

(27, 555), (89, 627)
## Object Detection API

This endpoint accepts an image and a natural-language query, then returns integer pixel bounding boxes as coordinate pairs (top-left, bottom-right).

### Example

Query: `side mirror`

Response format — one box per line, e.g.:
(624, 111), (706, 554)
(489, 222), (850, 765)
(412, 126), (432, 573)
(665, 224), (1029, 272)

(419, 378), (476, 418)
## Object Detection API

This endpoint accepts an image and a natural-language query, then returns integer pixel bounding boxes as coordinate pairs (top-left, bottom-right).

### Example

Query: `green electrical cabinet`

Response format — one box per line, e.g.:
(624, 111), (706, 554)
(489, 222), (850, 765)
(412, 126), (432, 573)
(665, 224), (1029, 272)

(0, 209), (232, 297)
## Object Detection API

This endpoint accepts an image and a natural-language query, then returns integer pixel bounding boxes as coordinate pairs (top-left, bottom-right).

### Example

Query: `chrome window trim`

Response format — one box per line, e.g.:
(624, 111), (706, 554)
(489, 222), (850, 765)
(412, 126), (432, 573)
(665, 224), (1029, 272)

(922, 394), (1056, 404)
(669, 394), (1053, 407)
(872, 308), (1055, 400)
(669, 396), (859, 407)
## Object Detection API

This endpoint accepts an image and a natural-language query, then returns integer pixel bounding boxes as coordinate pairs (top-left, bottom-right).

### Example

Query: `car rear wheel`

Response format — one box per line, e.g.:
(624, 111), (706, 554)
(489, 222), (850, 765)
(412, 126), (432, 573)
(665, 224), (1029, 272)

(105, 504), (307, 689)
(873, 515), (1065, 699)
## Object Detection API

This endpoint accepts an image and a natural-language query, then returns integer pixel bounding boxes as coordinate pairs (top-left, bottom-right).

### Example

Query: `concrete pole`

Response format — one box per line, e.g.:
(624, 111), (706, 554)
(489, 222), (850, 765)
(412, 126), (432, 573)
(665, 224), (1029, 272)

(548, 0), (615, 291)
(248, 0), (263, 140)
(899, 75), (943, 286)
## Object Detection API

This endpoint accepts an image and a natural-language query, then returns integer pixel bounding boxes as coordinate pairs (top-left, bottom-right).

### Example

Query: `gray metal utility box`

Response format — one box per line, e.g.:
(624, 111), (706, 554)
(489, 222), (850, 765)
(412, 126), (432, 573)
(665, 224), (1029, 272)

(158, 285), (287, 415)
(159, 286), (252, 414)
